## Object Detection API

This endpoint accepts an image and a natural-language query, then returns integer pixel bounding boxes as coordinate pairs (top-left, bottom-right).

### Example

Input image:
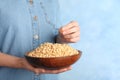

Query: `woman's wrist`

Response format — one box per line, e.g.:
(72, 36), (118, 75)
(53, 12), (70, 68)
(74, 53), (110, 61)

(17, 58), (26, 69)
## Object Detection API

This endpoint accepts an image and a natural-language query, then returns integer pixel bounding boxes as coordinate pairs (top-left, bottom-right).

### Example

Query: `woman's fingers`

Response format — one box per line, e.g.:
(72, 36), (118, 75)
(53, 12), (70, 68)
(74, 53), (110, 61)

(61, 21), (79, 31)
(61, 26), (80, 35)
(44, 67), (71, 74)
(63, 31), (80, 39)
(61, 36), (80, 43)
(34, 68), (45, 75)
(33, 66), (72, 75)
(68, 36), (80, 43)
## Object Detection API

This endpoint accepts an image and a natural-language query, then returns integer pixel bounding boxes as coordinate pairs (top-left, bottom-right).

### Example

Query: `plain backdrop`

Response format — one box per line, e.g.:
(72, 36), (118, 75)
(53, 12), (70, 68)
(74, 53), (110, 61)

(58, 0), (120, 80)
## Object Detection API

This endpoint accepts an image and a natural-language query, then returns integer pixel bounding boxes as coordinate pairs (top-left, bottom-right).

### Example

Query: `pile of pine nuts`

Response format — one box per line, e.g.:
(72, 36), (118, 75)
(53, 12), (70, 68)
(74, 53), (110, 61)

(28, 42), (79, 58)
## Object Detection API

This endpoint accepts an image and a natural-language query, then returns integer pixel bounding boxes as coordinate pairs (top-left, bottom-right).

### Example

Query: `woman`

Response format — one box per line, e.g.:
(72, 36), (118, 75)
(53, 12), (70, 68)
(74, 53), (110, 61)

(0, 0), (80, 80)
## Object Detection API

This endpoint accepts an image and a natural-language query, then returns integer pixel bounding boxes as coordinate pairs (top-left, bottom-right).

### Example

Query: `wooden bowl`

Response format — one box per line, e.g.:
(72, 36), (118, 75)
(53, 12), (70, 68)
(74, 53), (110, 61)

(25, 50), (82, 69)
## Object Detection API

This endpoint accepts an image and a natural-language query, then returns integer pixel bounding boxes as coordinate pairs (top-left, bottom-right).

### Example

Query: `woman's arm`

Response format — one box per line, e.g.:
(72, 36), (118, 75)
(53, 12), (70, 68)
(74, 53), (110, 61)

(0, 52), (71, 75)
(0, 52), (23, 68)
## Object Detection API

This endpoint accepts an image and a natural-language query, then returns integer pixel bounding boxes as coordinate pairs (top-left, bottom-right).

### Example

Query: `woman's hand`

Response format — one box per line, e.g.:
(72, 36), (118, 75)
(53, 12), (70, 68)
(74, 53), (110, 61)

(57, 21), (80, 43)
(21, 58), (71, 75)
(0, 52), (71, 75)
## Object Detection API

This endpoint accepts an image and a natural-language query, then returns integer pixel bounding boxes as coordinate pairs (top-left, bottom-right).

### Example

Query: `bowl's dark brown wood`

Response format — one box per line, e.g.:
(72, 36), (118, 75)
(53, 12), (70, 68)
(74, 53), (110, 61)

(25, 50), (82, 69)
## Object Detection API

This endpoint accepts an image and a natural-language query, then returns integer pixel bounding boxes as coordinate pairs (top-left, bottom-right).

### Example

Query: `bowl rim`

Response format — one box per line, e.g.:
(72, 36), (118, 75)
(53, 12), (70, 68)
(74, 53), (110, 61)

(25, 50), (82, 59)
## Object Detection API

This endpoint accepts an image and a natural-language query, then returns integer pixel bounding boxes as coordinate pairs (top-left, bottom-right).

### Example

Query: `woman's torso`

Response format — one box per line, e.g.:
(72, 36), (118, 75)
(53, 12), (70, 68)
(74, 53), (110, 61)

(0, 0), (60, 80)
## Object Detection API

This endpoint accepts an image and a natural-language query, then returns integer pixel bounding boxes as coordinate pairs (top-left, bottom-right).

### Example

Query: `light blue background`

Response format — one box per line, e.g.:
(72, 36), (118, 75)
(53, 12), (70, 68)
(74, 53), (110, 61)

(59, 0), (120, 80)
